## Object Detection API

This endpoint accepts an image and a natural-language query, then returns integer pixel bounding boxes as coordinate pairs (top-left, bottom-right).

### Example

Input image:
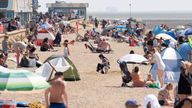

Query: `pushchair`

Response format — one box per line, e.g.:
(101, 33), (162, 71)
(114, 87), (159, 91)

(118, 61), (132, 87)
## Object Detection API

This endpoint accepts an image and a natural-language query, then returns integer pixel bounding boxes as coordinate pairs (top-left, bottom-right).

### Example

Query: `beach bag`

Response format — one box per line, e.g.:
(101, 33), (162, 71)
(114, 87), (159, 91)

(20, 57), (29, 67)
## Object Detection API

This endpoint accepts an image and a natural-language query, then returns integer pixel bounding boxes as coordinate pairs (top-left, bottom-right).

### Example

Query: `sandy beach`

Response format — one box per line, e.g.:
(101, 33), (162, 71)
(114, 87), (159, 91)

(0, 26), (174, 108)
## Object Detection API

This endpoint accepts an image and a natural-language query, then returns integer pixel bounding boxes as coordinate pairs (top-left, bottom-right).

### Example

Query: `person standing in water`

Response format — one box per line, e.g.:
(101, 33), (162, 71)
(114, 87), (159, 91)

(45, 72), (69, 108)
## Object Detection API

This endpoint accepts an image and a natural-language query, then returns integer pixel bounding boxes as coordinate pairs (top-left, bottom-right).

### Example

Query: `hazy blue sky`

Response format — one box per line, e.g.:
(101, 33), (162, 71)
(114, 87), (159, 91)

(38, 0), (192, 13)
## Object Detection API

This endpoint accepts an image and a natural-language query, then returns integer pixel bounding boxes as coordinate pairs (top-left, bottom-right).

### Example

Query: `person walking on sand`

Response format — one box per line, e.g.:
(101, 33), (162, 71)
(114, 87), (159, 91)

(13, 40), (27, 67)
(150, 48), (165, 88)
(45, 72), (69, 108)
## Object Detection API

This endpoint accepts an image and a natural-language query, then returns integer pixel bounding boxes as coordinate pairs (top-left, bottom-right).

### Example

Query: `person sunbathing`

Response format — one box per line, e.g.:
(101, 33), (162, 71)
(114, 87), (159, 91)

(85, 40), (112, 53)
(131, 66), (145, 87)
(158, 83), (174, 106)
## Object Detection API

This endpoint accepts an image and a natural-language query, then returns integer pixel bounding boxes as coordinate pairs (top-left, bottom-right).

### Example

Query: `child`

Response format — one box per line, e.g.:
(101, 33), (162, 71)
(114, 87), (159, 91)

(146, 74), (155, 84)
(63, 40), (70, 58)
(158, 83), (174, 106)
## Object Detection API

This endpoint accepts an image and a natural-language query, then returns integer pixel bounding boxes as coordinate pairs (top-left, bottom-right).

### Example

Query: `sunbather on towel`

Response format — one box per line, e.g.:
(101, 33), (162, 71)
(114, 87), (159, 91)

(131, 66), (145, 87)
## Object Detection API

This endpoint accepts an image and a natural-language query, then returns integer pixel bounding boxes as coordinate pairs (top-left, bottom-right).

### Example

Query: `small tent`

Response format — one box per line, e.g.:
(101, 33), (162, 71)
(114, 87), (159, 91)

(150, 47), (182, 83)
(35, 55), (80, 81)
(177, 43), (192, 61)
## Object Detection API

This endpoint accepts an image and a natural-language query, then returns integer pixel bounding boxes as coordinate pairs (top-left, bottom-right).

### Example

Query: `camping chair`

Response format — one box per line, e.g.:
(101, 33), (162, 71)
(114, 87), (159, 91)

(118, 61), (132, 87)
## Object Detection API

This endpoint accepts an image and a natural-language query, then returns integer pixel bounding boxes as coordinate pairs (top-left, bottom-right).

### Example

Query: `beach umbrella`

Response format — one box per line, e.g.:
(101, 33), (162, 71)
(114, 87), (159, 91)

(156, 33), (177, 43)
(184, 28), (192, 36)
(0, 66), (49, 91)
(118, 54), (148, 64)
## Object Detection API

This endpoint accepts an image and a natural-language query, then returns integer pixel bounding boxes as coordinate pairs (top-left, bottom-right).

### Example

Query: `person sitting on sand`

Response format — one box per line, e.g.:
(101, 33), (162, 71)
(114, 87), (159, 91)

(96, 54), (110, 74)
(131, 66), (145, 87)
(28, 46), (41, 67)
(40, 38), (54, 52)
(158, 83), (174, 106)
(146, 74), (155, 85)
(85, 40), (112, 53)
(45, 72), (69, 108)
(53, 31), (62, 47)
(97, 39), (111, 51)
(0, 52), (8, 68)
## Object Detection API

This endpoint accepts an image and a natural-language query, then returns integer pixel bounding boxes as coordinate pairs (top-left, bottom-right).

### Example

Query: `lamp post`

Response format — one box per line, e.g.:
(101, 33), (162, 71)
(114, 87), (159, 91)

(129, 1), (132, 18)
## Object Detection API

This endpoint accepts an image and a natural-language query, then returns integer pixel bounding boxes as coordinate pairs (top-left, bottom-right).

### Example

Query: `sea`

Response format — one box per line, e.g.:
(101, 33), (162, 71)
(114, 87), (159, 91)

(87, 12), (192, 28)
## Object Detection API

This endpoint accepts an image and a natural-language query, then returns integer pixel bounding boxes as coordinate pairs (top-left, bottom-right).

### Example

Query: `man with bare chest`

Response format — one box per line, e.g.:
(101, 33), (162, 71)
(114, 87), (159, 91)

(45, 72), (69, 108)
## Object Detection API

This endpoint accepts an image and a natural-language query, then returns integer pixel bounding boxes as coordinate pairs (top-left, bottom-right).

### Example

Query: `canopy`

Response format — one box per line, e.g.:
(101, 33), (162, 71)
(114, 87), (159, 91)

(177, 43), (192, 61)
(0, 66), (49, 91)
(36, 55), (80, 81)
(156, 33), (177, 43)
(151, 47), (182, 83)
(119, 54), (148, 64)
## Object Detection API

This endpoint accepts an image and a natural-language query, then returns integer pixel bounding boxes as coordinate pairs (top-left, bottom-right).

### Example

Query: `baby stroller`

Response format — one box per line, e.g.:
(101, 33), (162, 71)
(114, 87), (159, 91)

(118, 61), (132, 87)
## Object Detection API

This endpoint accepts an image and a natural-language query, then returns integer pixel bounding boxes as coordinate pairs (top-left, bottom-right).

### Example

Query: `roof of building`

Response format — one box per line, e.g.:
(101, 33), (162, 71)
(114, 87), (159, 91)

(46, 1), (89, 8)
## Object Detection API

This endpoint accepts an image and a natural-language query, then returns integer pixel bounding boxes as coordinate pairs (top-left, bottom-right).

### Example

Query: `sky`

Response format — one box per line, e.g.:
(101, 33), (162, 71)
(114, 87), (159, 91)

(38, 0), (192, 13)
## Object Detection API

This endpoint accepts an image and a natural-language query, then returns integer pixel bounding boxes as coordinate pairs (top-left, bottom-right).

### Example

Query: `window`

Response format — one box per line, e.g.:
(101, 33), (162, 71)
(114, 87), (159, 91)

(0, 0), (8, 8)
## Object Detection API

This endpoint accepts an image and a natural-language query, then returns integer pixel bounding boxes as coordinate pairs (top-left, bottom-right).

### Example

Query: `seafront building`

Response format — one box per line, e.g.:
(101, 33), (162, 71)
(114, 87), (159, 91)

(0, 0), (32, 24)
(47, 1), (89, 19)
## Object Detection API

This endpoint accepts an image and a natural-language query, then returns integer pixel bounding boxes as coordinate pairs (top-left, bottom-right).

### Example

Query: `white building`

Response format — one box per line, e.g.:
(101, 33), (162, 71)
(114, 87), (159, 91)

(0, 0), (33, 24)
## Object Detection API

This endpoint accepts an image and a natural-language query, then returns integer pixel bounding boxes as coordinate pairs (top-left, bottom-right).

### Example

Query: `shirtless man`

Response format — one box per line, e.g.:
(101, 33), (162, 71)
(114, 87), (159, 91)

(97, 39), (111, 51)
(45, 72), (68, 108)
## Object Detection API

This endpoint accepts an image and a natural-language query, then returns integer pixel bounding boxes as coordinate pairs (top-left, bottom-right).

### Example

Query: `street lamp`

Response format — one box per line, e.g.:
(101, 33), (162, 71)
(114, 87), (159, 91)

(129, 1), (132, 18)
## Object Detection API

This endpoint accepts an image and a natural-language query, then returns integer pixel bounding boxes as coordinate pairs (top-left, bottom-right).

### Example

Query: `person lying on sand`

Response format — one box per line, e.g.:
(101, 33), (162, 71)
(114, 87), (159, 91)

(158, 83), (174, 106)
(45, 72), (69, 108)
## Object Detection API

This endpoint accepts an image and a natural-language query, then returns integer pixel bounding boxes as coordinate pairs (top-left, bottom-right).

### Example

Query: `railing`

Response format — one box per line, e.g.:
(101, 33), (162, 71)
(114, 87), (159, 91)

(0, 29), (26, 43)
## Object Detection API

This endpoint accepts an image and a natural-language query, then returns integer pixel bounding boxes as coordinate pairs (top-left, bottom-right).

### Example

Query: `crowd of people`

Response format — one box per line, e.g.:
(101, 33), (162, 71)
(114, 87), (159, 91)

(1, 12), (192, 108)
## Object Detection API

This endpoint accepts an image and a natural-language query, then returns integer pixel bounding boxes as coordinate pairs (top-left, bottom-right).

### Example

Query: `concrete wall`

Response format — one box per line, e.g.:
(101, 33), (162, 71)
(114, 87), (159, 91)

(0, 29), (26, 44)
